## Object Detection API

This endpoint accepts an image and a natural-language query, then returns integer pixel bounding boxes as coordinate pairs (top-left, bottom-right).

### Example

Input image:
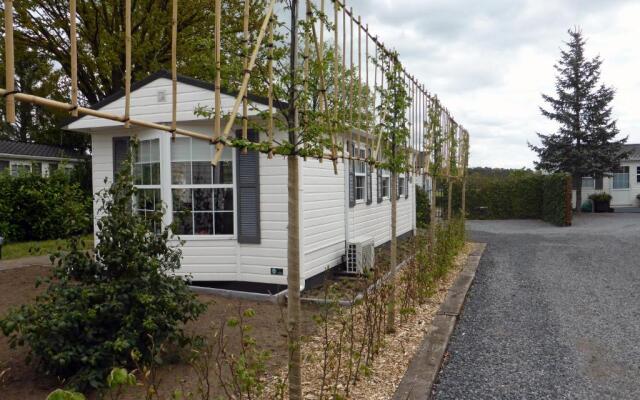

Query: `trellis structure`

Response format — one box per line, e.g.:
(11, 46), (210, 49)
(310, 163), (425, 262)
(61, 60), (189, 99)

(2, 0), (470, 398)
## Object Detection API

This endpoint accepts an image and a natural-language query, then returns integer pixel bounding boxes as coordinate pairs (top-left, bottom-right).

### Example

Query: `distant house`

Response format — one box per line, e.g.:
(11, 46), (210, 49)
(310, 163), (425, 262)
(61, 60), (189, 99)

(0, 140), (84, 177)
(574, 143), (640, 207)
(63, 70), (417, 288)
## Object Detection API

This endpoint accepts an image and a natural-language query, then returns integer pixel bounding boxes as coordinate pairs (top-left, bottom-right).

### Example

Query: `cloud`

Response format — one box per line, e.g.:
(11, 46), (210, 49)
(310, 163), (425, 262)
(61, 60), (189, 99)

(339, 0), (639, 168)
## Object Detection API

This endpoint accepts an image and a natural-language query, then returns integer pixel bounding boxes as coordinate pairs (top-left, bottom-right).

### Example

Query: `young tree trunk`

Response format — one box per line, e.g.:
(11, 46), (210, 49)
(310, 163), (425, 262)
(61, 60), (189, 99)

(287, 155), (302, 400)
(386, 170), (397, 334)
(461, 177), (467, 219)
(430, 177), (437, 244)
(447, 178), (453, 220)
(575, 175), (582, 213)
(287, 1), (302, 399)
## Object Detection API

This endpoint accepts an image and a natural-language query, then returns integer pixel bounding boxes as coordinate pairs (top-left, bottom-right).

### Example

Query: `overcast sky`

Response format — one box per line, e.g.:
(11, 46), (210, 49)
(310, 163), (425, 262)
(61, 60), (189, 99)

(345, 0), (640, 168)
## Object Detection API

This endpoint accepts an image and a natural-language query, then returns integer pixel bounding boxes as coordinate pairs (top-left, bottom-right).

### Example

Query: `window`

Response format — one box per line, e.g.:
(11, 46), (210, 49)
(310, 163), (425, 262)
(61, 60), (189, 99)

(637, 166), (640, 184)
(10, 161), (31, 176)
(582, 177), (595, 189)
(171, 137), (234, 236)
(612, 166), (629, 189)
(398, 175), (405, 197)
(133, 139), (162, 232)
(354, 147), (367, 202)
(381, 169), (390, 199)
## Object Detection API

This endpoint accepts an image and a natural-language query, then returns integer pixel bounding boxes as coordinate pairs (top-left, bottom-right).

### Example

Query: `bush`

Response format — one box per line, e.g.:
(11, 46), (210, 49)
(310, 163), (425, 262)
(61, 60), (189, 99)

(458, 170), (571, 226)
(415, 185), (430, 228)
(0, 160), (205, 390)
(0, 169), (91, 242)
(588, 192), (612, 202)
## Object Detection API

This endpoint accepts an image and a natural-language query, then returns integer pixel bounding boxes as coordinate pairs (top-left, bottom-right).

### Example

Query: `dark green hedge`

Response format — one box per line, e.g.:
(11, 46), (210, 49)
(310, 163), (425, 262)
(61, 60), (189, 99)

(460, 171), (571, 226)
(0, 170), (92, 241)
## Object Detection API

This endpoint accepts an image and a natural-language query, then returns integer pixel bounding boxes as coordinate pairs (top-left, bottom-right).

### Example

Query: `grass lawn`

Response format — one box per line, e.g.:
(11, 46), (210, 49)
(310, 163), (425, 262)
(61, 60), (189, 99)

(1, 234), (94, 260)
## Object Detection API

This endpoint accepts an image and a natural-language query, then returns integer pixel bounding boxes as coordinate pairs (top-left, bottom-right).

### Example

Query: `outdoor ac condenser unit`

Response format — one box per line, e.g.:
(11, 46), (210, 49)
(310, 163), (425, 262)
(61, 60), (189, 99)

(345, 237), (375, 274)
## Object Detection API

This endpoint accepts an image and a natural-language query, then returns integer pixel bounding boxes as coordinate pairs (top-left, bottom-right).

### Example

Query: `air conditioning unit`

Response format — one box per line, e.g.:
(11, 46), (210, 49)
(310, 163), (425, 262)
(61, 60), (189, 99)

(345, 237), (375, 274)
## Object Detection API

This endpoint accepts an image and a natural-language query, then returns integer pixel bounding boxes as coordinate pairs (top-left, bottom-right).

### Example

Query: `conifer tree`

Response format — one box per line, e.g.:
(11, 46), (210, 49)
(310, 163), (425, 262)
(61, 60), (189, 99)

(529, 28), (627, 211)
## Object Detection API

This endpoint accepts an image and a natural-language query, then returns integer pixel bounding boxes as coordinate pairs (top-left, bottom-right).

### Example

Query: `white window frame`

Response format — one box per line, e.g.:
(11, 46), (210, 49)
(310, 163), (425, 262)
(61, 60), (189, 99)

(170, 137), (236, 238)
(10, 160), (33, 176)
(612, 166), (629, 190)
(381, 169), (390, 199)
(354, 147), (367, 203)
(581, 176), (595, 189)
(133, 139), (162, 232)
(398, 175), (406, 197)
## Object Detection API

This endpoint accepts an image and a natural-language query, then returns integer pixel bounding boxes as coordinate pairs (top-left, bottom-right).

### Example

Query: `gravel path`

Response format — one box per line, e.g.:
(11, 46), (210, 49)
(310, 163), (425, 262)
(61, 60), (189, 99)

(434, 214), (640, 400)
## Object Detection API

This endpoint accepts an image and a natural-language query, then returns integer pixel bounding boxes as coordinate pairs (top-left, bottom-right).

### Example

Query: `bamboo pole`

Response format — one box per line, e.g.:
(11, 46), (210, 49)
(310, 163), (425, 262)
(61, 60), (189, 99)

(213, 0), (277, 165)
(170, 0), (177, 137)
(365, 23), (370, 152)
(3, 0), (15, 123)
(70, 0), (78, 117)
(124, 0), (131, 128)
(242, 0), (250, 147)
(356, 15), (361, 152)
(267, 16), (274, 157)
(331, 0), (339, 168)
(341, 1), (346, 158)
(349, 7), (354, 145)
(214, 0), (222, 143)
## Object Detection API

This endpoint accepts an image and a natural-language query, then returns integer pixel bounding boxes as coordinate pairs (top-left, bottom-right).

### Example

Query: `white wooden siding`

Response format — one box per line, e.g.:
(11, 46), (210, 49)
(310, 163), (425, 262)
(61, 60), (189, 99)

(67, 78), (267, 130)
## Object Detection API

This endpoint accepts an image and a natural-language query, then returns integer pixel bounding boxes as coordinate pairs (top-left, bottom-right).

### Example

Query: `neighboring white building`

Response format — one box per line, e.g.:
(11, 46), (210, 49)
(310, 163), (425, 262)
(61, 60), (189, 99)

(64, 71), (416, 289)
(0, 140), (83, 176)
(573, 144), (640, 207)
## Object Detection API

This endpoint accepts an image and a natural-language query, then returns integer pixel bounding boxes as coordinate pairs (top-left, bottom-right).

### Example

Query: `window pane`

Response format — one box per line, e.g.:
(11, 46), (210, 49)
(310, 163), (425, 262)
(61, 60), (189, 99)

(139, 140), (150, 163)
(194, 212), (214, 234)
(214, 161), (233, 184)
(582, 177), (594, 188)
(220, 146), (233, 161)
(214, 188), (233, 211)
(173, 212), (192, 235)
(134, 164), (143, 185)
(142, 164), (151, 185)
(215, 212), (234, 235)
(192, 161), (212, 184)
(49, 163), (58, 172)
(171, 161), (191, 185)
(150, 139), (160, 162)
(32, 162), (42, 176)
(172, 189), (192, 212)
(193, 189), (213, 211)
(151, 162), (160, 185)
(171, 137), (191, 161)
(192, 138), (212, 161)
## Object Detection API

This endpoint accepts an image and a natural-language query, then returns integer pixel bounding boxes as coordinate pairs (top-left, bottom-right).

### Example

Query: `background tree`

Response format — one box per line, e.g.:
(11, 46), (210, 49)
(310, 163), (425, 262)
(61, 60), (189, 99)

(529, 28), (627, 211)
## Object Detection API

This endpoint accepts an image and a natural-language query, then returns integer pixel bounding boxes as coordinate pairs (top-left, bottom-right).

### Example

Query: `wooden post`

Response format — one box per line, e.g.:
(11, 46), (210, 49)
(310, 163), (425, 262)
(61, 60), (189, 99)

(242, 0), (250, 147)
(267, 16), (274, 156)
(70, 0), (78, 117)
(287, 2), (302, 399)
(214, 0), (222, 144)
(170, 0), (177, 137)
(3, 0), (15, 123)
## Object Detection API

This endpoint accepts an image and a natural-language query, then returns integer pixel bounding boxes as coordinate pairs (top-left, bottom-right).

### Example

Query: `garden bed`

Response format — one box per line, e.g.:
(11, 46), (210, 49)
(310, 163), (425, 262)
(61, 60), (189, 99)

(0, 265), (320, 400)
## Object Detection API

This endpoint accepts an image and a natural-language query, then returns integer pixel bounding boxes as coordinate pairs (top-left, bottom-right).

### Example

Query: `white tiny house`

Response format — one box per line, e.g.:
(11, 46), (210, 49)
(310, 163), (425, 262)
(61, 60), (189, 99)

(64, 71), (416, 291)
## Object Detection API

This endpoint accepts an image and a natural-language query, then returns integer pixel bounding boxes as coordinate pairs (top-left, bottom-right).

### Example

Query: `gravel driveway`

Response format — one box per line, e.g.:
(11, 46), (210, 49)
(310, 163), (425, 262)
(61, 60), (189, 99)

(434, 213), (640, 400)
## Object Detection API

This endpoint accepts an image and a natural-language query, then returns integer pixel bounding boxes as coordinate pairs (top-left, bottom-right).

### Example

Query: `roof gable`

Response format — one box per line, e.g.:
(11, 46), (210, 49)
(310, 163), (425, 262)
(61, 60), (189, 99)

(64, 70), (284, 131)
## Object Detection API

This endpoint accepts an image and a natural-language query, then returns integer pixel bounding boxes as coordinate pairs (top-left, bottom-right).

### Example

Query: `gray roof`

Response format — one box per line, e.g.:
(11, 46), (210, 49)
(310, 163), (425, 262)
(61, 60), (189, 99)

(0, 140), (83, 160)
(622, 144), (640, 161)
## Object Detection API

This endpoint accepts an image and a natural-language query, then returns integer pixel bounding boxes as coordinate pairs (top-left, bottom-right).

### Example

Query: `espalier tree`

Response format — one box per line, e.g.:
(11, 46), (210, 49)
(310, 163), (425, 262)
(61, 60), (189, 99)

(529, 28), (627, 211)
(427, 97), (444, 242)
(446, 121), (458, 219)
(375, 52), (411, 334)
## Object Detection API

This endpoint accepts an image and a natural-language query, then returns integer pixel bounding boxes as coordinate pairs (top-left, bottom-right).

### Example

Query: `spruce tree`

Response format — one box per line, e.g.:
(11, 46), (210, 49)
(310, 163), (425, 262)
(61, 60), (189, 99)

(529, 28), (627, 211)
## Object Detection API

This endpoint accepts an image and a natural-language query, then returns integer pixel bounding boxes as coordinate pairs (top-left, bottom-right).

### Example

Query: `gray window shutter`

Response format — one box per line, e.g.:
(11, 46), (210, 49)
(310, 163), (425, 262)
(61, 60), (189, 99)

(236, 129), (261, 244)
(0, 160), (8, 173)
(376, 167), (382, 203)
(348, 141), (355, 208)
(397, 174), (401, 200)
(571, 175), (578, 190)
(366, 149), (372, 205)
(595, 176), (603, 190)
(112, 136), (131, 179)
(405, 172), (409, 199)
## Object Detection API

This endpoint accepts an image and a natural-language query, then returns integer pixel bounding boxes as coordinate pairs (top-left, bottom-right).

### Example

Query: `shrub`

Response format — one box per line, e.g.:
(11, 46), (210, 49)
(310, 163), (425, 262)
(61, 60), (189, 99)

(588, 192), (612, 202)
(541, 173), (572, 226)
(415, 185), (430, 228)
(0, 168), (91, 242)
(0, 158), (206, 390)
